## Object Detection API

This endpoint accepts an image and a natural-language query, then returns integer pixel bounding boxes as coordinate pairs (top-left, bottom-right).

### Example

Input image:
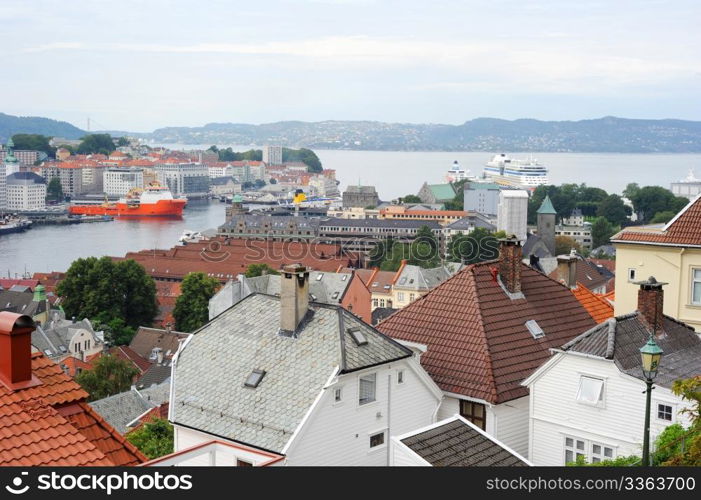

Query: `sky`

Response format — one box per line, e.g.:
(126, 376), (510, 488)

(0, 0), (699, 131)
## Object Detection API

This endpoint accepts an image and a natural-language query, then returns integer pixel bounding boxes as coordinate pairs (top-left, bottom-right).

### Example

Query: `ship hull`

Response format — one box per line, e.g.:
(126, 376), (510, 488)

(69, 199), (186, 217)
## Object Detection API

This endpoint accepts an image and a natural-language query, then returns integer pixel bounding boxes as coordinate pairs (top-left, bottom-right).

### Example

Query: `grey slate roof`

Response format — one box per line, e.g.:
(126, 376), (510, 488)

(136, 364), (172, 389)
(0, 290), (45, 317)
(172, 293), (411, 453)
(246, 271), (352, 304)
(446, 215), (496, 231)
(90, 381), (170, 434)
(562, 313), (701, 388)
(31, 317), (101, 359)
(220, 214), (319, 230)
(319, 217), (442, 230)
(394, 264), (456, 291)
(400, 418), (528, 466)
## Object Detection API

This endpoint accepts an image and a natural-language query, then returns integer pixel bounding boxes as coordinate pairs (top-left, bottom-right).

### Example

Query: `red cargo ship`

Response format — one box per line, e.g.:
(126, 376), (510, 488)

(69, 183), (187, 217)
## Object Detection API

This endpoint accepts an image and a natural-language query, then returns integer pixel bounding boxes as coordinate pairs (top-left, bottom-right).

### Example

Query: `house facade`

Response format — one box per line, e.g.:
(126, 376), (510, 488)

(170, 264), (443, 466)
(612, 195), (701, 331)
(524, 278), (700, 466)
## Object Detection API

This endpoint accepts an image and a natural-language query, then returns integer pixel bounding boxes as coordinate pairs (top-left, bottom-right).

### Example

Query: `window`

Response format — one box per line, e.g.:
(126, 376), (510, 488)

(460, 400), (486, 430)
(359, 373), (376, 405)
(576, 376), (604, 405)
(236, 459), (253, 467)
(564, 437), (586, 464)
(334, 387), (342, 403)
(591, 443), (614, 463)
(372, 299), (378, 307)
(244, 369), (266, 388)
(628, 268), (637, 282)
(657, 403), (673, 421)
(397, 370), (404, 384)
(397, 292), (405, 302)
(409, 293), (415, 302)
(692, 269), (701, 305)
(370, 431), (385, 448)
(525, 319), (545, 339)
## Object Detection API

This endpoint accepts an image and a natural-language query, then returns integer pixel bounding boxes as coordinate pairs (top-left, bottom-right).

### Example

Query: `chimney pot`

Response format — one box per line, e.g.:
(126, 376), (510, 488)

(556, 253), (578, 289)
(280, 263), (310, 332)
(635, 276), (667, 333)
(0, 312), (40, 390)
(498, 236), (523, 294)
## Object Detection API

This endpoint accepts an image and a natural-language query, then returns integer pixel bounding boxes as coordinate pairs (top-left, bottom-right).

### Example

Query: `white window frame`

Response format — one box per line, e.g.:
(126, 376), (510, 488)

(691, 268), (701, 305)
(655, 401), (675, 423)
(576, 375), (605, 407)
(368, 429), (387, 452)
(564, 435), (617, 465)
(358, 373), (377, 406)
(333, 386), (343, 405)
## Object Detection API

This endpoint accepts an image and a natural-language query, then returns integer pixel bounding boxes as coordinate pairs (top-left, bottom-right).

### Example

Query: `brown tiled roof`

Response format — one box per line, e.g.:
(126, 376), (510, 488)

(377, 262), (596, 404)
(549, 257), (609, 292)
(613, 196), (701, 246)
(0, 352), (146, 466)
(109, 346), (153, 374)
(571, 283), (614, 324)
(129, 327), (188, 361)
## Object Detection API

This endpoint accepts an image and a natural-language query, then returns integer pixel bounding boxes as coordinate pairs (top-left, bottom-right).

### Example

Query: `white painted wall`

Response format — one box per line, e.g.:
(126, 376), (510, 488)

(173, 426), (280, 466)
(284, 358), (441, 466)
(390, 438), (428, 466)
(527, 353), (691, 466)
(437, 394), (529, 458)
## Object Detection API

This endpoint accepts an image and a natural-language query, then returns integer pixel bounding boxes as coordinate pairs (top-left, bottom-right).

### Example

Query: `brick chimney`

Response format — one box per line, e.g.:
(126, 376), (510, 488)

(498, 236), (523, 294)
(280, 263), (310, 333)
(556, 249), (578, 289)
(636, 276), (666, 333)
(0, 312), (41, 390)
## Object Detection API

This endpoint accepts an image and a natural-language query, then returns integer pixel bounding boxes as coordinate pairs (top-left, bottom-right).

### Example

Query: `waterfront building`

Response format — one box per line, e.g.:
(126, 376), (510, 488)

(40, 163), (83, 197)
(210, 176), (241, 196)
(497, 189), (529, 241)
(208, 164), (235, 178)
(262, 145), (283, 165)
(380, 206), (467, 226)
(218, 214), (318, 241)
(670, 169), (701, 199)
(6, 172), (46, 210)
(308, 174), (340, 198)
(0, 155), (5, 211)
(342, 185), (380, 208)
(103, 167), (144, 196)
(463, 182), (501, 216)
(153, 162), (210, 198)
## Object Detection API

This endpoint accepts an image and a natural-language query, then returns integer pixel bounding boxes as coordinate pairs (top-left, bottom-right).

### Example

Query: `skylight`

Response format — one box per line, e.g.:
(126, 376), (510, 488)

(316, 273), (324, 281)
(348, 327), (368, 346)
(44, 349), (52, 356)
(525, 319), (545, 339)
(332, 291), (340, 300)
(244, 369), (266, 388)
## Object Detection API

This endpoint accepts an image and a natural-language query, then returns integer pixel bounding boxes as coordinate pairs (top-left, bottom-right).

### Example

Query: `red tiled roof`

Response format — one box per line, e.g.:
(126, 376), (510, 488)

(109, 346), (153, 374)
(377, 262), (596, 404)
(571, 283), (614, 324)
(60, 356), (94, 378)
(613, 196), (701, 246)
(0, 279), (39, 290)
(128, 402), (169, 433)
(0, 352), (146, 466)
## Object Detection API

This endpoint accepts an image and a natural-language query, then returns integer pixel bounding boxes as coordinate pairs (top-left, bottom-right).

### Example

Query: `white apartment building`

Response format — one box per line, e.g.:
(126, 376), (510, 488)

(262, 145), (283, 166)
(153, 162), (210, 198)
(5, 172), (47, 210)
(497, 189), (529, 241)
(208, 164), (235, 178)
(103, 167), (144, 196)
(0, 162), (6, 210)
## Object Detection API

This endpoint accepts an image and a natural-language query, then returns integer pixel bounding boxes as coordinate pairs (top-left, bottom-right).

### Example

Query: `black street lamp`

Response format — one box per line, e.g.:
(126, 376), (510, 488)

(640, 335), (663, 466)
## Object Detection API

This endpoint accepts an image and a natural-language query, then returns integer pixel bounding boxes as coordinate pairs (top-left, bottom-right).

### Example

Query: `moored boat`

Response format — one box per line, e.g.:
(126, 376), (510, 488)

(69, 183), (187, 217)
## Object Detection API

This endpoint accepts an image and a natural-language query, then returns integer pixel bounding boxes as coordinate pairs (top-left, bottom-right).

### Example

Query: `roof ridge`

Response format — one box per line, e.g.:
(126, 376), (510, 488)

(79, 402), (148, 463)
(466, 268), (500, 403)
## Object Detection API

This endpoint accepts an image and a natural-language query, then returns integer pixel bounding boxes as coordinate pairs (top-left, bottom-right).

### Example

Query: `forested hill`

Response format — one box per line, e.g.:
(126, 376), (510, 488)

(0, 113), (85, 142)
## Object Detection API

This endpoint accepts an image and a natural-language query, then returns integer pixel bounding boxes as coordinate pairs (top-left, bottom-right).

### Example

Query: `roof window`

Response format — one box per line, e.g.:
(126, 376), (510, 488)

(348, 327), (368, 346)
(244, 369), (266, 388)
(525, 319), (545, 339)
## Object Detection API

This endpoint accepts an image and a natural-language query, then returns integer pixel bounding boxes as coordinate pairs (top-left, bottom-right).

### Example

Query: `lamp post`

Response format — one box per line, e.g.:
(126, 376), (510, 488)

(640, 335), (663, 466)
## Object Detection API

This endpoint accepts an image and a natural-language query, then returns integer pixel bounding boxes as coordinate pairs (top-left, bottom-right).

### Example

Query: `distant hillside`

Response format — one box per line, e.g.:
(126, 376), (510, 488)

(140, 116), (701, 153)
(0, 113), (85, 142)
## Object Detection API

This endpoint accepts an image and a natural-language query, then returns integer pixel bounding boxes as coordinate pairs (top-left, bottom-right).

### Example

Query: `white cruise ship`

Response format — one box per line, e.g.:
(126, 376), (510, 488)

(483, 153), (549, 189)
(445, 160), (476, 183)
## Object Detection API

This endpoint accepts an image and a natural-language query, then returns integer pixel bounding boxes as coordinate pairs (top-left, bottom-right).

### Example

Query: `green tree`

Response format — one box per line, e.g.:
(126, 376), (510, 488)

(77, 134), (116, 155)
(126, 418), (174, 460)
(245, 263), (280, 278)
(650, 211), (676, 224)
(283, 147), (322, 172)
(173, 272), (220, 332)
(207, 145), (219, 153)
(568, 455), (640, 466)
(622, 182), (641, 200)
(591, 217), (617, 248)
(254, 179), (266, 189)
(448, 228), (500, 264)
(116, 137), (129, 147)
(11, 133), (56, 156)
(555, 235), (581, 255)
(627, 186), (688, 223)
(46, 177), (63, 202)
(75, 355), (139, 401)
(94, 315), (137, 346)
(656, 376), (701, 466)
(57, 257), (157, 333)
(597, 194), (630, 227)
(401, 194), (422, 204)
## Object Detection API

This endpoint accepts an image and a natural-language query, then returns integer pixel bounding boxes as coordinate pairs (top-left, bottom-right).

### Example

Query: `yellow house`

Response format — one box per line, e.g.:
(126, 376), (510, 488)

(611, 195), (701, 331)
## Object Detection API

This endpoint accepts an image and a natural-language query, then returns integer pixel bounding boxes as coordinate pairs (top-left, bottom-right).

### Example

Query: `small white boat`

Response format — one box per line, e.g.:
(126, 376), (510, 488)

(179, 229), (205, 243)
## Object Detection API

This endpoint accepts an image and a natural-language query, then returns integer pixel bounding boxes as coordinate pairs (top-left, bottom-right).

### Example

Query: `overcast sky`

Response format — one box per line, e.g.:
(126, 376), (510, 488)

(1, 0), (699, 131)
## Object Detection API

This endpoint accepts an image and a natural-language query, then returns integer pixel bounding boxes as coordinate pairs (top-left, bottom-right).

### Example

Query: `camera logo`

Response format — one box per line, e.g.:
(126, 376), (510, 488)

(5, 472), (29, 495)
